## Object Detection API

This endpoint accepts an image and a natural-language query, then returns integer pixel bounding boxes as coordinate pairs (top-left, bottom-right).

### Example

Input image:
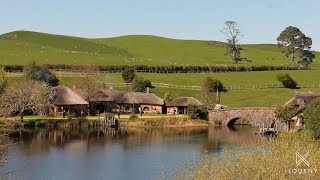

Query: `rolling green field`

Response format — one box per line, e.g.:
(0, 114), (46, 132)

(1, 31), (320, 68)
(2, 30), (320, 108)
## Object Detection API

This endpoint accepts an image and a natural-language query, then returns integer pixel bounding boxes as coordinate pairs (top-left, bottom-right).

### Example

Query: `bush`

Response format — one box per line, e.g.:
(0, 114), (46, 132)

(276, 73), (297, 89)
(131, 77), (153, 92)
(304, 97), (320, 139)
(122, 68), (136, 83)
(67, 113), (78, 120)
(129, 114), (139, 121)
(24, 62), (59, 86)
(187, 105), (208, 120)
(0, 66), (7, 94)
(202, 77), (224, 92)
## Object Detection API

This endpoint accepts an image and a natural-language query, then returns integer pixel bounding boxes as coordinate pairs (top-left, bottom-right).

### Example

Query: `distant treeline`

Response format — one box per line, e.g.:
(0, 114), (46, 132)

(2, 64), (307, 73)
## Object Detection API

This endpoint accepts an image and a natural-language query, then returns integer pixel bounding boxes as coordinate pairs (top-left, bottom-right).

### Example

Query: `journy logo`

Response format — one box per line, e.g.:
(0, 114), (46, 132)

(289, 151), (317, 175)
(296, 151), (309, 167)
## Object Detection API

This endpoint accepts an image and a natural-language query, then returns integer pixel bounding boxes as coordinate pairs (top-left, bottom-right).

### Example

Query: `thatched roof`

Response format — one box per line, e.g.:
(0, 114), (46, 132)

(285, 92), (320, 111)
(52, 85), (89, 105)
(120, 92), (164, 105)
(91, 89), (127, 102)
(167, 97), (203, 107)
(91, 89), (164, 106)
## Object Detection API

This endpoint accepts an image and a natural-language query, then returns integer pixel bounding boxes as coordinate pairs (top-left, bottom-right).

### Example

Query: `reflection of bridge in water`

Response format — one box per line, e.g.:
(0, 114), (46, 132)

(209, 107), (276, 127)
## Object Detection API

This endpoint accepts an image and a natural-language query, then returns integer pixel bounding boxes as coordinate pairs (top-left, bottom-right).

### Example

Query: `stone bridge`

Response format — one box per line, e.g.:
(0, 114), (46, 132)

(209, 107), (276, 127)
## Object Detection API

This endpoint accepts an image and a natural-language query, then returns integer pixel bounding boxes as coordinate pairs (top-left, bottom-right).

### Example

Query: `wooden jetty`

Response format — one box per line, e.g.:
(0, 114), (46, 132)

(256, 123), (277, 136)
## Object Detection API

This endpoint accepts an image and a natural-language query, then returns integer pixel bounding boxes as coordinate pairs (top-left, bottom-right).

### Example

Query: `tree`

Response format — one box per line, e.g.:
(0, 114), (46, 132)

(0, 66), (7, 94)
(187, 105), (208, 120)
(163, 92), (173, 103)
(122, 68), (136, 83)
(0, 79), (55, 121)
(24, 61), (59, 86)
(276, 73), (297, 89)
(304, 97), (320, 139)
(275, 105), (297, 132)
(297, 50), (315, 67)
(221, 21), (244, 63)
(201, 77), (224, 111)
(131, 77), (152, 92)
(277, 26), (313, 67)
(74, 63), (103, 104)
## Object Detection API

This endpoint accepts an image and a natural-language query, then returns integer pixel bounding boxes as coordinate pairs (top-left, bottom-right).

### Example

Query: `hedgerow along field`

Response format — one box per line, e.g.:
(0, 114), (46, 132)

(1, 31), (320, 68)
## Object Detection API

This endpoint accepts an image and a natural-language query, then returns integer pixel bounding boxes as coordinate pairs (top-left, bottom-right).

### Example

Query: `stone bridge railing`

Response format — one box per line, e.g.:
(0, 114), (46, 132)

(209, 107), (276, 127)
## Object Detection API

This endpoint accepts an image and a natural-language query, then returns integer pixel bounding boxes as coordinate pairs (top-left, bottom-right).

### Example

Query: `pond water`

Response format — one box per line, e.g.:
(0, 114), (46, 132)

(4, 126), (259, 180)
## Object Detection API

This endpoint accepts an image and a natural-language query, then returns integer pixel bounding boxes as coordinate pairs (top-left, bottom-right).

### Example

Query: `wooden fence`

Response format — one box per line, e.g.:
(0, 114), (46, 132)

(5, 70), (320, 91)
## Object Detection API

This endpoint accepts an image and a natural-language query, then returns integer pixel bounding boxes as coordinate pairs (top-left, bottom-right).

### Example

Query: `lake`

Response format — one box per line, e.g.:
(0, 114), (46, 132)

(4, 126), (259, 180)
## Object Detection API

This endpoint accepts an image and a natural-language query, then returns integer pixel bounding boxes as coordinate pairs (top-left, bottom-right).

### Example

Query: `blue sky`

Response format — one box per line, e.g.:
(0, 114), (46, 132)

(1, 0), (320, 50)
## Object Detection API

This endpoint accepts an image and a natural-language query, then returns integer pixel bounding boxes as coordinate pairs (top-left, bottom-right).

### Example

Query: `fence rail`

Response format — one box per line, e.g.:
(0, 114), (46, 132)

(102, 83), (320, 91)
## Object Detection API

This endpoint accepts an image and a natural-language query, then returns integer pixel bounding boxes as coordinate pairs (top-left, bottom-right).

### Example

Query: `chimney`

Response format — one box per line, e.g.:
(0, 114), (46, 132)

(146, 87), (150, 93)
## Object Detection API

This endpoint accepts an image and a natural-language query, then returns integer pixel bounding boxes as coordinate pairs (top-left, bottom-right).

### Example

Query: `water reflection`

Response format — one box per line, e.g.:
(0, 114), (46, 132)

(6, 126), (259, 180)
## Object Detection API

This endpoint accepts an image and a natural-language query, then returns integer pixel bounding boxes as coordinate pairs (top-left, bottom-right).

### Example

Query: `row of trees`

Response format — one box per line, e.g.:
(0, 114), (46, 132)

(222, 21), (315, 67)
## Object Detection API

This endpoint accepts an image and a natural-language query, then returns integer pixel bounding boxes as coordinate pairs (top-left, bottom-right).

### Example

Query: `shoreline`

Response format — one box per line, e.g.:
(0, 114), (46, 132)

(0, 116), (210, 129)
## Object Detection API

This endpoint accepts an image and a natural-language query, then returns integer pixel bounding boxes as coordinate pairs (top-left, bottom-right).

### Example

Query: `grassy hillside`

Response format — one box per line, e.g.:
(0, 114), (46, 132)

(1, 31), (319, 67)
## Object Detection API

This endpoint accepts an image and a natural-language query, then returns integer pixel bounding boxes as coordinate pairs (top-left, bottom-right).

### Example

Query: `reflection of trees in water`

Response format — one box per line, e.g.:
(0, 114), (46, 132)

(203, 126), (259, 153)
(9, 126), (258, 155)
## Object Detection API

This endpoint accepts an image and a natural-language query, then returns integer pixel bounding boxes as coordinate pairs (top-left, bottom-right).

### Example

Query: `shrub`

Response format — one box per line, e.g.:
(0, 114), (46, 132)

(0, 66), (7, 94)
(131, 77), (153, 92)
(304, 97), (320, 139)
(129, 114), (139, 121)
(24, 62), (59, 86)
(163, 92), (173, 103)
(67, 113), (78, 120)
(187, 106), (208, 120)
(122, 68), (136, 83)
(276, 73), (297, 89)
(275, 105), (297, 132)
(202, 77), (224, 92)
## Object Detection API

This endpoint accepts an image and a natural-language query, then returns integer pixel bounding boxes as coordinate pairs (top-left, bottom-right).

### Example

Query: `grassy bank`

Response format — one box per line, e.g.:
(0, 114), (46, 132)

(171, 131), (320, 179)
(0, 115), (207, 128)
(121, 116), (209, 128)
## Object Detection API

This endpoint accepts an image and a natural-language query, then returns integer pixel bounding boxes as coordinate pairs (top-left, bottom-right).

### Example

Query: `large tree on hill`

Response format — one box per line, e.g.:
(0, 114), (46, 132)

(277, 26), (314, 67)
(221, 21), (244, 63)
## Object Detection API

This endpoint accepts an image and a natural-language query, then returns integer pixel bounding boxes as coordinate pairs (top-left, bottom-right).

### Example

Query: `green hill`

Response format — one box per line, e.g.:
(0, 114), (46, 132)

(0, 31), (319, 67)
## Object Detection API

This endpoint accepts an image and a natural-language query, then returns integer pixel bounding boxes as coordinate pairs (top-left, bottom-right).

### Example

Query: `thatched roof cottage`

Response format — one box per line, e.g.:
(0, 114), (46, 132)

(166, 97), (203, 114)
(90, 89), (165, 114)
(51, 85), (89, 116)
(285, 92), (320, 112)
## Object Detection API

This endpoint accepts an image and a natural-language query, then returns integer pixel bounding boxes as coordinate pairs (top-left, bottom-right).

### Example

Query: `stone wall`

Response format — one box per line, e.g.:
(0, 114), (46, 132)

(209, 108), (276, 127)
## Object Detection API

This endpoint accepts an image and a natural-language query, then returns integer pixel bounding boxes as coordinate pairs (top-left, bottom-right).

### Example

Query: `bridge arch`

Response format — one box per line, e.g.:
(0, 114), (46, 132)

(227, 117), (251, 127)
(209, 108), (276, 127)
